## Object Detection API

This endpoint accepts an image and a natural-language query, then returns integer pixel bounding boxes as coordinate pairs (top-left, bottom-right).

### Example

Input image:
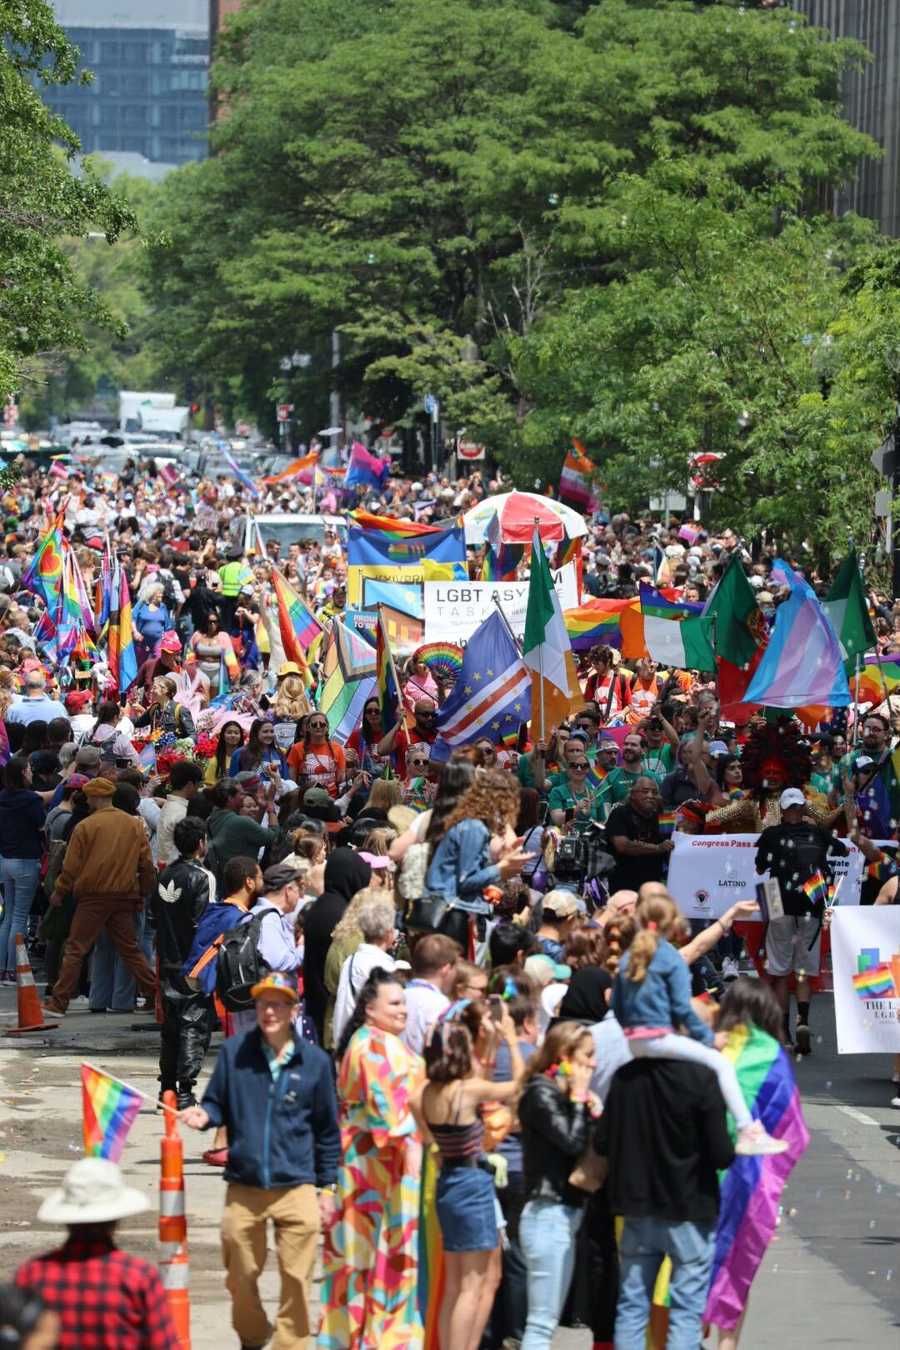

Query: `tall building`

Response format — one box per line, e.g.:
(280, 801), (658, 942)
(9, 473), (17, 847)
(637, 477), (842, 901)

(793, 1), (900, 235)
(44, 1), (210, 168)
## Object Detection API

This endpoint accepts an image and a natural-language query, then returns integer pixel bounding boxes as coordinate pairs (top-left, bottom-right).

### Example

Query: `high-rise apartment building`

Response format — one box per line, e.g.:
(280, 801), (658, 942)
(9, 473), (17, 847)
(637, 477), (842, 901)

(45, 1), (210, 167)
(793, 1), (900, 235)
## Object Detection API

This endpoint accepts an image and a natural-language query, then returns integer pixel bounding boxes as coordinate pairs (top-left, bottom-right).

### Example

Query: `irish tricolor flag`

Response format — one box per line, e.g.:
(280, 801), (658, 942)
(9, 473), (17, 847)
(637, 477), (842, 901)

(524, 529), (580, 733)
(640, 584), (715, 671)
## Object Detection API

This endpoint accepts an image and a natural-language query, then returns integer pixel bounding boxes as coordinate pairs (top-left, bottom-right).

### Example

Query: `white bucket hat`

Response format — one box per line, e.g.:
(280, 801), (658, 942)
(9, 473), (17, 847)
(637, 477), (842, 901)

(38, 1158), (149, 1225)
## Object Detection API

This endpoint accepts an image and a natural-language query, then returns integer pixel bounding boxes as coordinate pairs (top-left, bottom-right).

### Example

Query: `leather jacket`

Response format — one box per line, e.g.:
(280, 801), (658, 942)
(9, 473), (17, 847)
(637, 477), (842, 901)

(518, 1074), (591, 1207)
(153, 858), (216, 988)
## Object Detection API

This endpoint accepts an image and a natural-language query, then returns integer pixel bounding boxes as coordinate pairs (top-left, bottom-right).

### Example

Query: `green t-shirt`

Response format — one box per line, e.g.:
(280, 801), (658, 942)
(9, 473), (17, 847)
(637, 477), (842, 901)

(641, 744), (675, 783)
(595, 765), (644, 813)
(547, 781), (601, 832)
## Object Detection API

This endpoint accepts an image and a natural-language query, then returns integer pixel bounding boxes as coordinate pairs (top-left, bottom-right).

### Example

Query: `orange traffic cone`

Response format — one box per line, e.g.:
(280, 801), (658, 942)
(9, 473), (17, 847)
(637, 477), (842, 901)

(159, 1089), (191, 1348)
(5, 934), (58, 1036)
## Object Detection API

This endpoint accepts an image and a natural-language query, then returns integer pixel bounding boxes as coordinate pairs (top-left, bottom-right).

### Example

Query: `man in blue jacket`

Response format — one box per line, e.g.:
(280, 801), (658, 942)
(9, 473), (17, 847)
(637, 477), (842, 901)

(181, 972), (339, 1350)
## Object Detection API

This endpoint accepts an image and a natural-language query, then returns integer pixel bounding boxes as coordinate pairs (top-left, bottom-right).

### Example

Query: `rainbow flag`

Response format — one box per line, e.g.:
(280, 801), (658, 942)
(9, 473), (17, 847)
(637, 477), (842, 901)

(702, 1024), (809, 1331)
(852, 963), (896, 999)
(851, 658), (900, 708)
(658, 811), (677, 838)
(563, 599), (632, 651)
(106, 563), (138, 694)
(271, 567), (321, 661)
(376, 607), (401, 732)
(81, 1063), (143, 1161)
(22, 508), (65, 612)
(481, 509), (524, 581)
(801, 870), (830, 908)
(349, 509), (444, 538)
(558, 438), (598, 511)
(260, 449), (319, 487)
(866, 852), (900, 882)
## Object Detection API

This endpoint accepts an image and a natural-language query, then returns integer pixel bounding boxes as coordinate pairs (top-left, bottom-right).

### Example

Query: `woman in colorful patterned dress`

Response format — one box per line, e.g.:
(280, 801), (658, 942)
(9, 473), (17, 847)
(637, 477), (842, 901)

(317, 969), (424, 1350)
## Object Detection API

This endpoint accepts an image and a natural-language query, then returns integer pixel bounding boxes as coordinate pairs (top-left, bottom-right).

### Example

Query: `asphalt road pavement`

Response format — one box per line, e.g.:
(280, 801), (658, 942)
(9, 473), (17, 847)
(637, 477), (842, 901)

(0, 989), (897, 1348)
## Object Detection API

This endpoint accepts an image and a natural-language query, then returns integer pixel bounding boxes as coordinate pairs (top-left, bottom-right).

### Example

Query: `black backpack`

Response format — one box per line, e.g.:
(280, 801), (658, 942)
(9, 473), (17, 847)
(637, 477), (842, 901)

(215, 905), (280, 1011)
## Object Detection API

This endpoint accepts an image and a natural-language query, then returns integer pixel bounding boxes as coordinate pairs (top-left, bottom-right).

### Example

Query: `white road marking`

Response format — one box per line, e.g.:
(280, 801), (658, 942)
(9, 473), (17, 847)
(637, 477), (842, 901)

(835, 1104), (878, 1126)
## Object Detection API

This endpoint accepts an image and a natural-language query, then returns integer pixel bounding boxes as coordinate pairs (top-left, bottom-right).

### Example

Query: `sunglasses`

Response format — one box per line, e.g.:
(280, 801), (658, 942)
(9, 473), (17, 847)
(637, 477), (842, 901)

(409, 758), (429, 767)
(572, 762), (589, 771)
(417, 710), (437, 719)
(309, 721), (328, 731)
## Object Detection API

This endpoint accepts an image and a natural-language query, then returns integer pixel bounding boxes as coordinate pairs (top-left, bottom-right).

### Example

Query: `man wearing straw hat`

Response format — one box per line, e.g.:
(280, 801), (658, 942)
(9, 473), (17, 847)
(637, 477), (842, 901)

(14, 1157), (180, 1348)
(181, 971), (339, 1350)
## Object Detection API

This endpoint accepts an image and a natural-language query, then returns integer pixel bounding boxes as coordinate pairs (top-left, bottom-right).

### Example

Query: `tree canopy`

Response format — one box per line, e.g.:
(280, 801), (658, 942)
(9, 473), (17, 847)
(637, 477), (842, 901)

(138, 0), (887, 555)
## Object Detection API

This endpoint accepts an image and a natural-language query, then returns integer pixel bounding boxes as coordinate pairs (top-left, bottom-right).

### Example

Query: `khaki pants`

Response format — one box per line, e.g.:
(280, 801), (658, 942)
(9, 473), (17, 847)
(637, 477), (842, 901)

(222, 1181), (320, 1350)
(52, 895), (157, 1011)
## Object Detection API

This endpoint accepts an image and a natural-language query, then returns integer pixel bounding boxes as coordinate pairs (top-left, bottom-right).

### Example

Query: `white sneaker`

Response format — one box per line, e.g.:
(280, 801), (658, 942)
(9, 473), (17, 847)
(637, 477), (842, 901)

(721, 956), (740, 982)
(735, 1121), (789, 1156)
(891, 1095), (900, 1109)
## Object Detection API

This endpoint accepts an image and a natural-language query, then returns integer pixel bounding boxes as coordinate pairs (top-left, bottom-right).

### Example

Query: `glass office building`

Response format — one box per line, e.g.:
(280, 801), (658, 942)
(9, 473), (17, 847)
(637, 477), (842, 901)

(44, 1), (209, 166)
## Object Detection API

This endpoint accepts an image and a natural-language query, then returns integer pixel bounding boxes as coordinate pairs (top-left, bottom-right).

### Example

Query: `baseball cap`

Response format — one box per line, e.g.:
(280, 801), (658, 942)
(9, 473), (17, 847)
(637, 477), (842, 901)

(302, 786), (344, 829)
(708, 740), (730, 757)
(262, 862), (306, 891)
(779, 788), (806, 810)
(524, 953), (572, 986)
(74, 745), (101, 769)
(65, 690), (93, 713)
(250, 971), (298, 1003)
(853, 755), (875, 772)
(541, 890), (581, 921)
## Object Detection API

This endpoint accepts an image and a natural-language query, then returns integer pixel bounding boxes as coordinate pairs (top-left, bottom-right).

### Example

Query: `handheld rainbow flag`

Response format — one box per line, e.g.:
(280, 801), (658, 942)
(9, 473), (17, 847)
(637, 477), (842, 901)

(702, 1024), (809, 1333)
(376, 607), (401, 733)
(106, 563), (138, 694)
(81, 1062), (144, 1161)
(21, 508), (65, 612)
(558, 438), (598, 512)
(851, 963), (896, 998)
(657, 811), (677, 838)
(851, 657), (900, 708)
(271, 567), (321, 659)
(260, 449), (319, 487)
(801, 870), (830, 908)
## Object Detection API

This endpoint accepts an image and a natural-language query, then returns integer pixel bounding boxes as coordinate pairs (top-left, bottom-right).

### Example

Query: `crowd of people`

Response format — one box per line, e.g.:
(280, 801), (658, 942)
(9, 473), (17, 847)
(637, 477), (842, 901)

(0, 449), (895, 1348)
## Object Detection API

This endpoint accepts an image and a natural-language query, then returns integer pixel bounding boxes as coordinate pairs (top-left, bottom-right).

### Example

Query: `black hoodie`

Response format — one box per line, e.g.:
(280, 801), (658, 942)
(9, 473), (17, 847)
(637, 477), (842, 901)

(302, 849), (372, 1039)
(0, 788), (45, 859)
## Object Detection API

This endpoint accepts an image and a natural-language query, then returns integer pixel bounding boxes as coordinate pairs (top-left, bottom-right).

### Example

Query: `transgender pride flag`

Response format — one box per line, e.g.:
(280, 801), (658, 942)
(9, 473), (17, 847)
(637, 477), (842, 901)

(745, 560), (850, 708)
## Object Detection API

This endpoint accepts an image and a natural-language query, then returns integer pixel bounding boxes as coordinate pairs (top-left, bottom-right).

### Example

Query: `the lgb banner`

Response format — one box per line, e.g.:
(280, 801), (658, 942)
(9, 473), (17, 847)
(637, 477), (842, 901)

(666, 832), (864, 921)
(832, 906), (900, 1053)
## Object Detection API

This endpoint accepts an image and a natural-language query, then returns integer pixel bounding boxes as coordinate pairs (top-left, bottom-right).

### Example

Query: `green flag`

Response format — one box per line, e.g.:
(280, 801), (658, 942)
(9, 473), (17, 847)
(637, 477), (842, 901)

(822, 549), (876, 668)
(703, 554), (766, 669)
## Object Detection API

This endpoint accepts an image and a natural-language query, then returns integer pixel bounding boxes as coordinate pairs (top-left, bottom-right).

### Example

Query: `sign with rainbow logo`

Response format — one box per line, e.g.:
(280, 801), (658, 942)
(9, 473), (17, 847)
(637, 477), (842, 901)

(832, 908), (900, 1054)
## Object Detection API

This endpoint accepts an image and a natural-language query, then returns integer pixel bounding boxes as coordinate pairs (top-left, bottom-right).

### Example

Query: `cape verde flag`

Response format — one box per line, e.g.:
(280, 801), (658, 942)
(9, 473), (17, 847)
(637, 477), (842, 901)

(432, 611), (531, 760)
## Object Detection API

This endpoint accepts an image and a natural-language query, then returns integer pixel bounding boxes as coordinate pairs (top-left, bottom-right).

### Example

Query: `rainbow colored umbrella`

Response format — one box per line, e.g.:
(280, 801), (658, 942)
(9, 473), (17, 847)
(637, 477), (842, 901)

(463, 491), (588, 545)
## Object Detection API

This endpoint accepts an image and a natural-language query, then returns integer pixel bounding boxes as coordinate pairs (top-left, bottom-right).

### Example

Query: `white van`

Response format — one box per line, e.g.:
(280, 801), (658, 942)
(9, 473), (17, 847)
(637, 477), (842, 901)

(235, 513), (346, 555)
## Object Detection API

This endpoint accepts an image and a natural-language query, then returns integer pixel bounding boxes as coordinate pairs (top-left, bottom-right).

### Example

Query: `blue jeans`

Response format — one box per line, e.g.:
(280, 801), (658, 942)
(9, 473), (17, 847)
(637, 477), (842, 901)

(0, 858), (40, 973)
(89, 905), (153, 1011)
(615, 1215), (714, 1350)
(519, 1197), (583, 1349)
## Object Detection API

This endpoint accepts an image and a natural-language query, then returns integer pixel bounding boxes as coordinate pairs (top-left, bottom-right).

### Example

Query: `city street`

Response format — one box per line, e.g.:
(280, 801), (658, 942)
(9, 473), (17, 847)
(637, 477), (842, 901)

(1, 988), (897, 1348)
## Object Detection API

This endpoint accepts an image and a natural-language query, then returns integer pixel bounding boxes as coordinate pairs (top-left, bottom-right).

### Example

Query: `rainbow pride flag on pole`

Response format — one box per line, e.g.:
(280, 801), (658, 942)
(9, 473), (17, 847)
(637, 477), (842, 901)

(851, 657), (900, 708)
(81, 1063), (144, 1161)
(563, 599), (632, 651)
(271, 567), (321, 661)
(801, 870), (830, 909)
(703, 1024), (809, 1331)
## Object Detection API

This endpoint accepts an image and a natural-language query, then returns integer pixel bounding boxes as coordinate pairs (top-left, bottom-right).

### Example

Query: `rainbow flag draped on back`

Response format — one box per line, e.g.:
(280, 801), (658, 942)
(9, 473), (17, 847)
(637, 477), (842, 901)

(81, 1064), (143, 1161)
(271, 567), (321, 669)
(703, 1024), (809, 1331)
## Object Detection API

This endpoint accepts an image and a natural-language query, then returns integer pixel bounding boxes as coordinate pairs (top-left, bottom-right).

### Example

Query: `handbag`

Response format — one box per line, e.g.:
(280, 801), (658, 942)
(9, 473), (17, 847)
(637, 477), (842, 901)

(568, 1142), (607, 1194)
(397, 839), (431, 901)
(405, 894), (453, 933)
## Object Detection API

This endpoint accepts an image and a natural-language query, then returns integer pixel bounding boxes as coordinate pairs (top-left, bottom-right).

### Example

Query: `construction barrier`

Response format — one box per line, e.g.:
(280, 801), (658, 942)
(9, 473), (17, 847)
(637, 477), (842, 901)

(159, 1089), (191, 1348)
(5, 934), (57, 1036)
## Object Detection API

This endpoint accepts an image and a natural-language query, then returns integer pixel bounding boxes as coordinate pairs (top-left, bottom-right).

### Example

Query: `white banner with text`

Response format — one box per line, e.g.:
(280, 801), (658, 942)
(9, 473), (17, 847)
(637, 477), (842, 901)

(832, 906), (900, 1054)
(423, 564), (579, 644)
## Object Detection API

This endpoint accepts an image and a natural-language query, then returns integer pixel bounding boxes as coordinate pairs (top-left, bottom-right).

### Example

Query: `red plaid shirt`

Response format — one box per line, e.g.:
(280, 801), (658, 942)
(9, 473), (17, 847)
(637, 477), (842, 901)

(15, 1236), (180, 1350)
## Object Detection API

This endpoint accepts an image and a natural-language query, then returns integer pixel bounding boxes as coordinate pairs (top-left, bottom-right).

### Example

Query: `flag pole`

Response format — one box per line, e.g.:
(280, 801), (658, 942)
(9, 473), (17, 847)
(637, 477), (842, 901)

(852, 653), (862, 748)
(533, 518), (545, 741)
(377, 604), (405, 725)
(81, 1061), (180, 1118)
(490, 595), (524, 655)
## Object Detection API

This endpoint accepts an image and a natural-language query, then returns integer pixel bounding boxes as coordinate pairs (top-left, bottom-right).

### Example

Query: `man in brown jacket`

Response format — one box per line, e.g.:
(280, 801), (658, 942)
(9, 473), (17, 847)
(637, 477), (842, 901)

(43, 778), (157, 1016)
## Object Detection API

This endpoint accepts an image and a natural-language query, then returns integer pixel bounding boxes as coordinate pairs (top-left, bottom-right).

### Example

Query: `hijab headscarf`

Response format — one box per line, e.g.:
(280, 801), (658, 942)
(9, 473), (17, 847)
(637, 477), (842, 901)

(556, 967), (613, 1024)
(321, 848), (372, 904)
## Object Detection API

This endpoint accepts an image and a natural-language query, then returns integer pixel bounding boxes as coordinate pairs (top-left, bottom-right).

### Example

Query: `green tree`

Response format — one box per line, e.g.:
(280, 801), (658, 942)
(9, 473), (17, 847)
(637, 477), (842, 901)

(0, 2), (135, 404)
(144, 0), (878, 508)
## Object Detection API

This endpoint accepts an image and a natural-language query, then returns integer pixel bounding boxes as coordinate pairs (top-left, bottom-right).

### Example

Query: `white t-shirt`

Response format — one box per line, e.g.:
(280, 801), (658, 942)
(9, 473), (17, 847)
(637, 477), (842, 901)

(402, 978), (449, 1057)
(333, 945), (396, 1048)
